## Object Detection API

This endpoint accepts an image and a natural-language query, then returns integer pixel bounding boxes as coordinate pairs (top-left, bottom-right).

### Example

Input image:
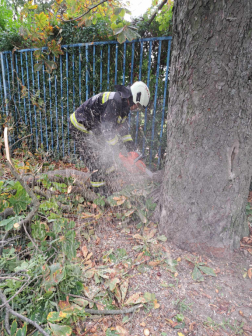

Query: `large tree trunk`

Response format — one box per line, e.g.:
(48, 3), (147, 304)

(157, 0), (252, 257)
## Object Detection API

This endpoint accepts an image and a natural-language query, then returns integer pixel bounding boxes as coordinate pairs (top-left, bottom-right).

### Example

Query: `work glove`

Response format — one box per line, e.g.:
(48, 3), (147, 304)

(118, 151), (146, 173)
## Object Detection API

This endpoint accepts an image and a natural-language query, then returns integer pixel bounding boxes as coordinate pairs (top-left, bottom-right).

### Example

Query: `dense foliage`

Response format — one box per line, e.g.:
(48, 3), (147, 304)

(0, 0), (173, 52)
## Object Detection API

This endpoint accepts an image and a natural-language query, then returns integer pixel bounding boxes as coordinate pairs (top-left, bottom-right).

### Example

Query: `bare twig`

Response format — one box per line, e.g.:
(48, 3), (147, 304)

(22, 223), (43, 254)
(4, 128), (41, 252)
(10, 134), (32, 149)
(5, 308), (11, 335)
(147, 0), (168, 26)
(0, 276), (26, 281)
(82, 304), (142, 315)
(0, 289), (50, 336)
(82, 318), (102, 336)
(0, 275), (31, 309)
(60, 0), (108, 22)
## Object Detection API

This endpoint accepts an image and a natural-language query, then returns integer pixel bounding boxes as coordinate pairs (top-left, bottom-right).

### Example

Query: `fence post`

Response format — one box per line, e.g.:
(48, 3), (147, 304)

(0, 52), (8, 116)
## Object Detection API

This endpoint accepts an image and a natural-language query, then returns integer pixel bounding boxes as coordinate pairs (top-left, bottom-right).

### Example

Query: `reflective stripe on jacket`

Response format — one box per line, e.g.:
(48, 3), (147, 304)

(70, 112), (89, 133)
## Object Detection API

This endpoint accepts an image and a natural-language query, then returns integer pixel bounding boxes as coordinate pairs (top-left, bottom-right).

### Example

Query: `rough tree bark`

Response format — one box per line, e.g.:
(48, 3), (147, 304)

(157, 0), (252, 257)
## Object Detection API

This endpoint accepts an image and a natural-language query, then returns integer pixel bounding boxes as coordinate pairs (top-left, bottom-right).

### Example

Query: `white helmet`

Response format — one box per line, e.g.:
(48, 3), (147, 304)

(130, 81), (150, 108)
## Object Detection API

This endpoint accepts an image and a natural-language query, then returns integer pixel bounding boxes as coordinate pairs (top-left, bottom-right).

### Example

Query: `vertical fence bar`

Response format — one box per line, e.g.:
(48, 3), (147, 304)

(48, 55), (53, 151)
(0, 72), (3, 107)
(20, 53), (27, 124)
(30, 52), (38, 148)
(100, 47), (103, 92)
(135, 41), (143, 147)
(36, 60), (43, 146)
(122, 42), (126, 85)
(0, 53), (8, 116)
(10, 53), (18, 137)
(72, 51), (75, 112)
(42, 63), (49, 151)
(25, 51), (33, 141)
(5, 54), (11, 107)
(0, 71), (4, 127)
(128, 42), (135, 128)
(60, 54), (64, 156)
(5, 54), (11, 126)
(93, 45), (96, 94)
(107, 44), (110, 90)
(85, 45), (89, 100)
(54, 56), (59, 151)
(15, 54), (22, 123)
(79, 46), (82, 105)
(143, 41), (152, 155)
(149, 41), (162, 166)
(130, 42), (135, 84)
(158, 40), (171, 167)
(66, 50), (70, 154)
(114, 44), (118, 86)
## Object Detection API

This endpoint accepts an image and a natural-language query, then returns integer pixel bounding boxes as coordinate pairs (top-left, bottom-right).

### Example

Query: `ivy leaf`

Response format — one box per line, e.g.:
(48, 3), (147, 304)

(119, 9), (126, 18)
(48, 323), (72, 336)
(114, 7), (124, 15)
(10, 320), (17, 336)
(72, 298), (89, 308)
(42, 263), (65, 290)
(106, 278), (120, 291)
(47, 311), (71, 323)
(198, 265), (216, 277)
(44, 59), (57, 73)
(192, 266), (204, 281)
(106, 329), (119, 336)
(144, 292), (156, 302)
(157, 235), (167, 242)
(8, 183), (31, 214)
(124, 292), (146, 305)
(16, 323), (27, 336)
(34, 61), (43, 72)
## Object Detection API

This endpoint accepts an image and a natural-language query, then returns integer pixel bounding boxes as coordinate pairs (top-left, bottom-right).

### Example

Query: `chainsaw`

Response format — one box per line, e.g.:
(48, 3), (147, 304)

(118, 151), (153, 178)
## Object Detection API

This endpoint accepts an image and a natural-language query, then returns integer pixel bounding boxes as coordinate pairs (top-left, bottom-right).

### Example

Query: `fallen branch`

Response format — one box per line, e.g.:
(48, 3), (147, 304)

(23, 169), (91, 185)
(4, 128), (41, 243)
(82, 304), (142, 315)
(0, 275), (31, 309)
(10, 134), (32, 149)
(0, 289), (50, 336)
(33, 188), (72, 212)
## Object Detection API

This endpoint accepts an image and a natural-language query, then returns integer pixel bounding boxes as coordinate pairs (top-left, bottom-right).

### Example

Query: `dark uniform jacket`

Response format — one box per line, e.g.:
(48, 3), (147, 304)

(70, 86), (133, 147)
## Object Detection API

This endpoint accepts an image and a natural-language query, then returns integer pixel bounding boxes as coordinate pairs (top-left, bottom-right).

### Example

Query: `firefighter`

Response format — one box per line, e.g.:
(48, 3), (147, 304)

(69, 81), (150, 192)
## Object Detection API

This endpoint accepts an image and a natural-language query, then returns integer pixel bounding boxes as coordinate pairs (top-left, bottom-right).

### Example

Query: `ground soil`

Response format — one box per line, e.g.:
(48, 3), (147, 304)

(74, 206), (252, 336)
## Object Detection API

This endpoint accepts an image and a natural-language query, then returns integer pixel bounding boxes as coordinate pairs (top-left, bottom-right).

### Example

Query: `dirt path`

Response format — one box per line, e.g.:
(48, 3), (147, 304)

(74, 214), (252, 336)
